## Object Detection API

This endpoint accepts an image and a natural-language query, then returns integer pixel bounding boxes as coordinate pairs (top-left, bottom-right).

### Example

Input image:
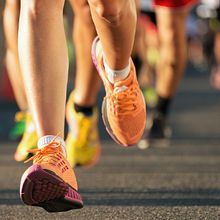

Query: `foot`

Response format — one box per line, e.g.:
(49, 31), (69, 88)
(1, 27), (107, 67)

(92, 37), (146, 146)
(14, 112), (38, 162)
(138, 111), (172, 149)
(66, 91), (101, 167)
(20, 137), (83, 212)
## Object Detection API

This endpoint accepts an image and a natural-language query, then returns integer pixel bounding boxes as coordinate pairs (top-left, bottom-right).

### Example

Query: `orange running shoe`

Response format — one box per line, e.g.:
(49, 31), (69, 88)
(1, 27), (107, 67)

(92, 37), (146, 146)
(20, 136), (83, 212)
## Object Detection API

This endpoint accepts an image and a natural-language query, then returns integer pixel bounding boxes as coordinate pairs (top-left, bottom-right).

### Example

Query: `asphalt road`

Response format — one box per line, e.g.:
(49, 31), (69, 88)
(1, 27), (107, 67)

(0, 69), (220, 219)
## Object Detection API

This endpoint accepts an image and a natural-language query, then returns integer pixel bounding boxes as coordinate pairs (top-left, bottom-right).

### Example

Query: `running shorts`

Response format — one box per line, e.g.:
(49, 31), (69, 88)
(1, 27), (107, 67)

(154, 0), (197, 8)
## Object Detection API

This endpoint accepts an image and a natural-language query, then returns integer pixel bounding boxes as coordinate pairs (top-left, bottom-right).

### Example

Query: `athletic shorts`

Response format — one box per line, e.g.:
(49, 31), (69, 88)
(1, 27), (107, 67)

(154, 0), (197, 8)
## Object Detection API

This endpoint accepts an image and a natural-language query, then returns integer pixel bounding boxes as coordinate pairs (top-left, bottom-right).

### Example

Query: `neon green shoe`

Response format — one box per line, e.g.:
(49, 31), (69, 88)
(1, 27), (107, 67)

(142, 86), (157, 108)
(14, 112), (38, 162)
(9, 111), (27, 140)
(66, 91), (101, 168)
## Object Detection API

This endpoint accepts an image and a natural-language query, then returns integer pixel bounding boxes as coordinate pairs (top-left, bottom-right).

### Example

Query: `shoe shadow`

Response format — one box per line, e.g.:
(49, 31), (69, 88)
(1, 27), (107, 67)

(1, 188), (220, 206)
(0, 189), (21, 205)
(81, 188), (220, 206)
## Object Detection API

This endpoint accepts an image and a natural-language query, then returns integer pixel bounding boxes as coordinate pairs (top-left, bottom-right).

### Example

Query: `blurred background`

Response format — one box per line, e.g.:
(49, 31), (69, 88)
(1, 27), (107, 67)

(0, 0), (219, 142)
(0, 1), (220, 218)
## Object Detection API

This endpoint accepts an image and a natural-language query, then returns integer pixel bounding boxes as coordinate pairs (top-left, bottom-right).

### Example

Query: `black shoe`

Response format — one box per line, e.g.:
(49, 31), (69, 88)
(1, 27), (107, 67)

(138, 111), (172, 149)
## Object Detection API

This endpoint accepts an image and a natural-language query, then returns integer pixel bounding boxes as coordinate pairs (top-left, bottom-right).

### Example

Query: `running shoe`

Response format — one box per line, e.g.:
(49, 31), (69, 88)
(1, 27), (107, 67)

(66, 91), (101, 167)
(14, 112), (38, 162)
(20, 136), (83, 212)
(9, 111), (27, 140)
(92, 37), (146, 146)
(138, 111), (172, 149)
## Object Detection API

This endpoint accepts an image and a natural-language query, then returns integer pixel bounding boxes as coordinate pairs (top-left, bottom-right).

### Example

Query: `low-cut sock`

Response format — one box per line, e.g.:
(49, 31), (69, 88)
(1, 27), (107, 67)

(154, 95), (172, 117)
(103, 55), (130, 84)
(38, 135), (67, 157)
(74, 103), (93, 117)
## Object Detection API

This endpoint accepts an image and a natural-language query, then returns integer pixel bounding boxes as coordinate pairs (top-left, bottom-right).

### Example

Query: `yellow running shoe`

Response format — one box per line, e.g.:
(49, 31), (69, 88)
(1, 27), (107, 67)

(20, 136), (83, 212)
(14, 112), (38, 162)
(66, 91), (101, 168)
(92, 37), (146, 146)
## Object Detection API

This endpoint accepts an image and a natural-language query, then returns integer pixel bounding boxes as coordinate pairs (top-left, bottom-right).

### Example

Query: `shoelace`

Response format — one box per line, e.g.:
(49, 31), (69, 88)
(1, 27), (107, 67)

(106, 84), (138, 115)
(24, 137), (62, 164)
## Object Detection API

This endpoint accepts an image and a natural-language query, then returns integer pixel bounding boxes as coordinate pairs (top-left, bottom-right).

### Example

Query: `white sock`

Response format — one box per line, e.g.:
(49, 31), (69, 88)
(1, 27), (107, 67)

(103, 55), (130, 84)
(38, 135), (67, 158)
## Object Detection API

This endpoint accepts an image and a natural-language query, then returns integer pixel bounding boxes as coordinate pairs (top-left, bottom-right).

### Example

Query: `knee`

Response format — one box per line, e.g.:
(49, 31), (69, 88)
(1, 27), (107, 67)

(70, 0), (93, 25)
(88, 0), (127, 25)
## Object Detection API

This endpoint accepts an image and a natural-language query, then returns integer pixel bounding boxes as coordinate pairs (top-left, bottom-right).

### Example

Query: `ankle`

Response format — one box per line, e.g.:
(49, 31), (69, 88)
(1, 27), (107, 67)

(74, 103), (94, 117)
(154, 95), (172, 117)
(38, 135), (66, 157)
(103, 55), (130, 84)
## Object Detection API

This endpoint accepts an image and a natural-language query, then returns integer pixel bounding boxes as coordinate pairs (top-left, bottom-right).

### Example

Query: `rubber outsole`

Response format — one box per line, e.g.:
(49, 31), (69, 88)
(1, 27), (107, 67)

(20, 165), (83, 212)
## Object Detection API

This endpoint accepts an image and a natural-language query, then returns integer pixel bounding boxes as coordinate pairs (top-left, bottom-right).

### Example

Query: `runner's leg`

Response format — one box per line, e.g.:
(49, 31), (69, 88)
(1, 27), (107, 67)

(65, 0), (101, 167)
(19, 0), (68, 137)
(18, 0), (82, 211)
(88, 0), (137, 70)
(156, 7), (188, 101)
(69, 0), (100, 107)
(3, 0), (27, 111)
(87, 0), (146, 146)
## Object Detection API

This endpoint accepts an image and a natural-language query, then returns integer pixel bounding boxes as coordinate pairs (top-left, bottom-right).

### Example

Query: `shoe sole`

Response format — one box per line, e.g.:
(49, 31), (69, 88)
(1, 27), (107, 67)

(20, 164), (83, 212)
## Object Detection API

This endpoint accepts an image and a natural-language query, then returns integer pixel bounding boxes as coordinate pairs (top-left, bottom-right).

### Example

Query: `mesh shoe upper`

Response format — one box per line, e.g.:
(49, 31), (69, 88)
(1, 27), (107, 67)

(25, 139), (78, 190)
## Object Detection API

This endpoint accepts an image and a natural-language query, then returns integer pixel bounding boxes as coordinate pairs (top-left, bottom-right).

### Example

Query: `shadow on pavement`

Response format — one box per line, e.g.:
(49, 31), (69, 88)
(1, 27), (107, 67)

(1, 188), (220, 206)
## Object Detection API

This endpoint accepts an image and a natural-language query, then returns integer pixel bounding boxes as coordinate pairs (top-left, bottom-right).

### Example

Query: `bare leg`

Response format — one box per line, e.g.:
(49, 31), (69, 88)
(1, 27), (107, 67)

(133, 0), (152, 85)
(19, 0), (68, 138)
(211, 32), (220, 90)
(87, 0), (137, 69)
(3, 0), (27, 111)
(69, 0), (100, 106)
(156, 7), (188, 98)
(214, 32), (220, 67)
